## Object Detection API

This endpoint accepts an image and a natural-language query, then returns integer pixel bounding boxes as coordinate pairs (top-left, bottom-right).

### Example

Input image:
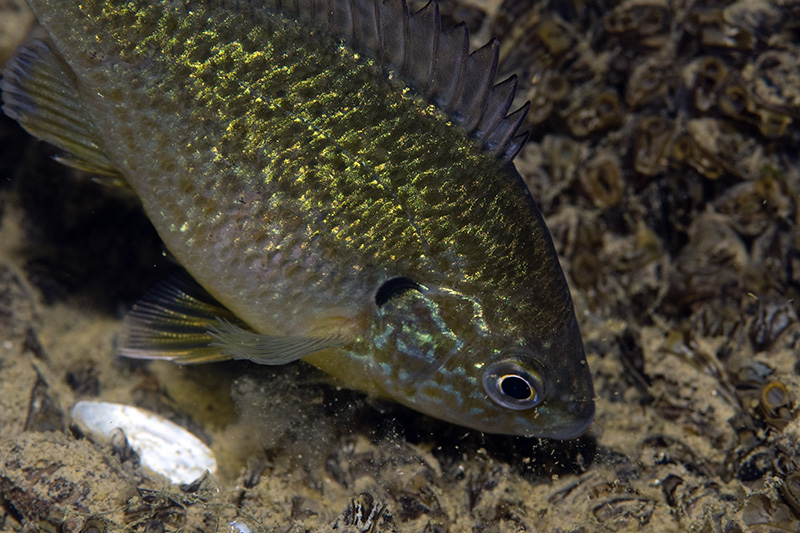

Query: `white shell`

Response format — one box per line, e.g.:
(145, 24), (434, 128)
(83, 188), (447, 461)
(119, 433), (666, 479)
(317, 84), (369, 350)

(71, 400), (217, 484)
(229, 521), (252, 533)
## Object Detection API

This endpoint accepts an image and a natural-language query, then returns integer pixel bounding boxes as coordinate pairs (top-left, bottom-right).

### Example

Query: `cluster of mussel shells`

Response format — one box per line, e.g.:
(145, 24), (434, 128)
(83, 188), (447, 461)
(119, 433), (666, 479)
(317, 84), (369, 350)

(471, 0), (800, 523)
(488, 0), (800, 190)
(3, 0), (800, 529)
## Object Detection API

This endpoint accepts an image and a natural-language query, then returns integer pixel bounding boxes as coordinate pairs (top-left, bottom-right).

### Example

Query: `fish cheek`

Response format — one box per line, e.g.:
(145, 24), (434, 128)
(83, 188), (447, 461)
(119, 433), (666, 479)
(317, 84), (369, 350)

(371, 285), (461, 387)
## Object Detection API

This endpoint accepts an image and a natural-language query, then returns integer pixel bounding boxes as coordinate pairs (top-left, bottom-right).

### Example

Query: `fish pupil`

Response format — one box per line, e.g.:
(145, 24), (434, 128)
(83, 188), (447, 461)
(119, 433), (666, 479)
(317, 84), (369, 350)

(482, 357), (545, 411)
(375, 277), (421, 306)
(499, 375), (533, 400)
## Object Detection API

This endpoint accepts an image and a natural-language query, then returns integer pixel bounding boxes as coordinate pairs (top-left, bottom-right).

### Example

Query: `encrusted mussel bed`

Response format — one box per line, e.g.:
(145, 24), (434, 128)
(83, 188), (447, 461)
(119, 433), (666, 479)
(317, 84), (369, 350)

(2, 0), (800, 531)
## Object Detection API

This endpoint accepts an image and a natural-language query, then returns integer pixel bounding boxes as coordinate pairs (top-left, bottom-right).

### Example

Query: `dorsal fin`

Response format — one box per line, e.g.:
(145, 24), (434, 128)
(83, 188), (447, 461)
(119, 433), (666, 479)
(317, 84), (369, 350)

(285, 0), (529, 161)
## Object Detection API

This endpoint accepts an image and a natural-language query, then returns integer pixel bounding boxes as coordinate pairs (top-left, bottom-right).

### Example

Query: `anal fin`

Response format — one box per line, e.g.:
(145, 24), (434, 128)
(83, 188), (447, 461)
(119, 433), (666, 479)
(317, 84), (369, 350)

(1, 39), (124, 181)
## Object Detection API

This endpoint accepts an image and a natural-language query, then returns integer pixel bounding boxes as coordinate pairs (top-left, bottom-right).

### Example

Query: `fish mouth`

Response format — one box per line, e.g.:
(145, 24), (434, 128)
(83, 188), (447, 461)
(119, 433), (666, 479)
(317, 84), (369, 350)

(494, 370), (595, 439)
(532, 397), (595, 439)
(426, 398), (596, 440)
(531, 374), (595, 439)
(480, 347), (595, 439)
(404, 372), (595, 439)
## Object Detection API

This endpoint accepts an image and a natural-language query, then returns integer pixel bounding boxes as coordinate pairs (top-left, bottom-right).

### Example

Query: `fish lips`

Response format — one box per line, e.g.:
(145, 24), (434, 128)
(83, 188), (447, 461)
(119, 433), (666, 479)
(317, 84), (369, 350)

(528, 348), (595, 439)
(529, 388), (595, 439)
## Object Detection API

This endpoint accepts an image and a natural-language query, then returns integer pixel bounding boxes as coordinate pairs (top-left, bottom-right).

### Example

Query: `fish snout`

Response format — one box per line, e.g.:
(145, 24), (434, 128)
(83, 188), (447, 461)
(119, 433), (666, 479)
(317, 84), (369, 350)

(482, 347), (595, 439)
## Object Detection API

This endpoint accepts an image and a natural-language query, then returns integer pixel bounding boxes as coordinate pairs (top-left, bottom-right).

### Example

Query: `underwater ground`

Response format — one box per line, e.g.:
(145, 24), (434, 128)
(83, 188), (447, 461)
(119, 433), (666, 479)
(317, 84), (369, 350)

(2, 0), (800, 531)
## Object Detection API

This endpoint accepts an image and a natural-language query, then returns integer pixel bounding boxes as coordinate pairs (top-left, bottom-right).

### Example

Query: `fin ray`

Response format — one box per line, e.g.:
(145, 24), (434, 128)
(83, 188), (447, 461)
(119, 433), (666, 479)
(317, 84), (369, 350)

(1, 39), (123, 177)
(208, 319), (348, 365)
(120, 276), (349, 365)
(118, 276), (244, 363)
(378, 0), (409, 73)
(459, 39), (499, 132)
(473, 75), (518, 143)
(486, 101), (530, 156)
(429, 23), (468, 112)
(287, 0), (529, 160)
(408, 0), (439, 95)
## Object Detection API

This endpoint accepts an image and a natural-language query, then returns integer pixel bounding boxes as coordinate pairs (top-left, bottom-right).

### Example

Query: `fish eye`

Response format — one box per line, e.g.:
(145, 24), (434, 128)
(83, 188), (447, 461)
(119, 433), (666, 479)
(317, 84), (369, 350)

(482, 357), (545, 410)
(375, 277), (422, 306)
(498, 375), (533, 400)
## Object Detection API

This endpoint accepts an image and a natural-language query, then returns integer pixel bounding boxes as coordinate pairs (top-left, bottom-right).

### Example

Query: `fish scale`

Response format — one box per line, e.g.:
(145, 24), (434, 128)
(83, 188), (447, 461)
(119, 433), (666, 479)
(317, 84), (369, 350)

(2, 0), (595, 438)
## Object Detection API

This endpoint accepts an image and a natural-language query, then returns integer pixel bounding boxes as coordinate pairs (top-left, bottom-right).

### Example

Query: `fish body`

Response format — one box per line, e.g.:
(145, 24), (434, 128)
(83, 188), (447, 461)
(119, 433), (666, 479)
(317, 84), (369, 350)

(2, 0), (594, 438)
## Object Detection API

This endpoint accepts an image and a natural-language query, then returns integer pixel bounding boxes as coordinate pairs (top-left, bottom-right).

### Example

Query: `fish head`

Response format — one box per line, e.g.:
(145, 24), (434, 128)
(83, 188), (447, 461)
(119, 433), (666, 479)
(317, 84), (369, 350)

(369, 276), (594, 439)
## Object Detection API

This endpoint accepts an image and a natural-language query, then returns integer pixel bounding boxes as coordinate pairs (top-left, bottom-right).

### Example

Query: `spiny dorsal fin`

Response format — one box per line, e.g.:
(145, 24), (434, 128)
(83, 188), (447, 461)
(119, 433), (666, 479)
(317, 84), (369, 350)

(0, 39), (125, 179)
(286, 0), (529, 161)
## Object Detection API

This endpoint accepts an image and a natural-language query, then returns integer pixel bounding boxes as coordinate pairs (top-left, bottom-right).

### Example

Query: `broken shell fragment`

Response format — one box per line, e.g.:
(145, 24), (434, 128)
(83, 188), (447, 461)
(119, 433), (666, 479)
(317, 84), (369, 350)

(229, 521), (252, 533)
(535, 18), (573, 56)
(579, 152), (624, 208)
(604, 2), (670, 45)
(780, 471), (800, 516)
(691, 56), (728, 112)
(71, 400), (217, 485)
(759, 381), (796, 430)
(756, 107), (792, 138)
(626, 58), (672, 108)
(634, 115), (674, 176)
(566, 90), (622, 137)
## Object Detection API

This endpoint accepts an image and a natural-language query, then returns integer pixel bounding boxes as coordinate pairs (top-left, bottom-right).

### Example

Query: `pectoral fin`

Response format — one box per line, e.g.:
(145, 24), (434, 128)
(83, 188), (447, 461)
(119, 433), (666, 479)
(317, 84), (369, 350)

(119, 276), (243, 364)
(120, 276), (348, 365)
(1, 39), (124, 181)
(207, 319), (348, 365)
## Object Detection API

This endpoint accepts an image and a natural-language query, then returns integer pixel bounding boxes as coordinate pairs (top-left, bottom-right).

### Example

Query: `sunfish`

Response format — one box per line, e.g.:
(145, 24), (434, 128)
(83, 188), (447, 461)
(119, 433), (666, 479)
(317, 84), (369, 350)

(1, 0), (594, 438)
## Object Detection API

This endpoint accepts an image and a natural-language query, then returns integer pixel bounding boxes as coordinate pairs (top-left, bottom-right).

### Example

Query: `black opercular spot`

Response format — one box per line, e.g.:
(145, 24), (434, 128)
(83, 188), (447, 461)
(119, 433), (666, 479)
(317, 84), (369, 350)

(500, 375), (533, 400)
(375, 277), (421, 306)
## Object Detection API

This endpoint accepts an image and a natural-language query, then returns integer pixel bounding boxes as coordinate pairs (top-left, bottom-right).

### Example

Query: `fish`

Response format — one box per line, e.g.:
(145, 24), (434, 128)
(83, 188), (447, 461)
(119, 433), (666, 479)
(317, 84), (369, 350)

(1, 0), (595, 438)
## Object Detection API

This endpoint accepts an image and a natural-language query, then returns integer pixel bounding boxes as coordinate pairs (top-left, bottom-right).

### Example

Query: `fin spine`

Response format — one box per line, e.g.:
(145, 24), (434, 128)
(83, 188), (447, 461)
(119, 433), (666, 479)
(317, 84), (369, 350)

(293, 0), (530, 160)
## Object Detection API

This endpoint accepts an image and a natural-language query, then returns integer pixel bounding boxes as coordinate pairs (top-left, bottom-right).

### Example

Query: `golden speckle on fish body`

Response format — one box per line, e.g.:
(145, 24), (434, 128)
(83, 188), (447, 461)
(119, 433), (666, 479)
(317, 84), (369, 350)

(1, 0), (595, 438)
